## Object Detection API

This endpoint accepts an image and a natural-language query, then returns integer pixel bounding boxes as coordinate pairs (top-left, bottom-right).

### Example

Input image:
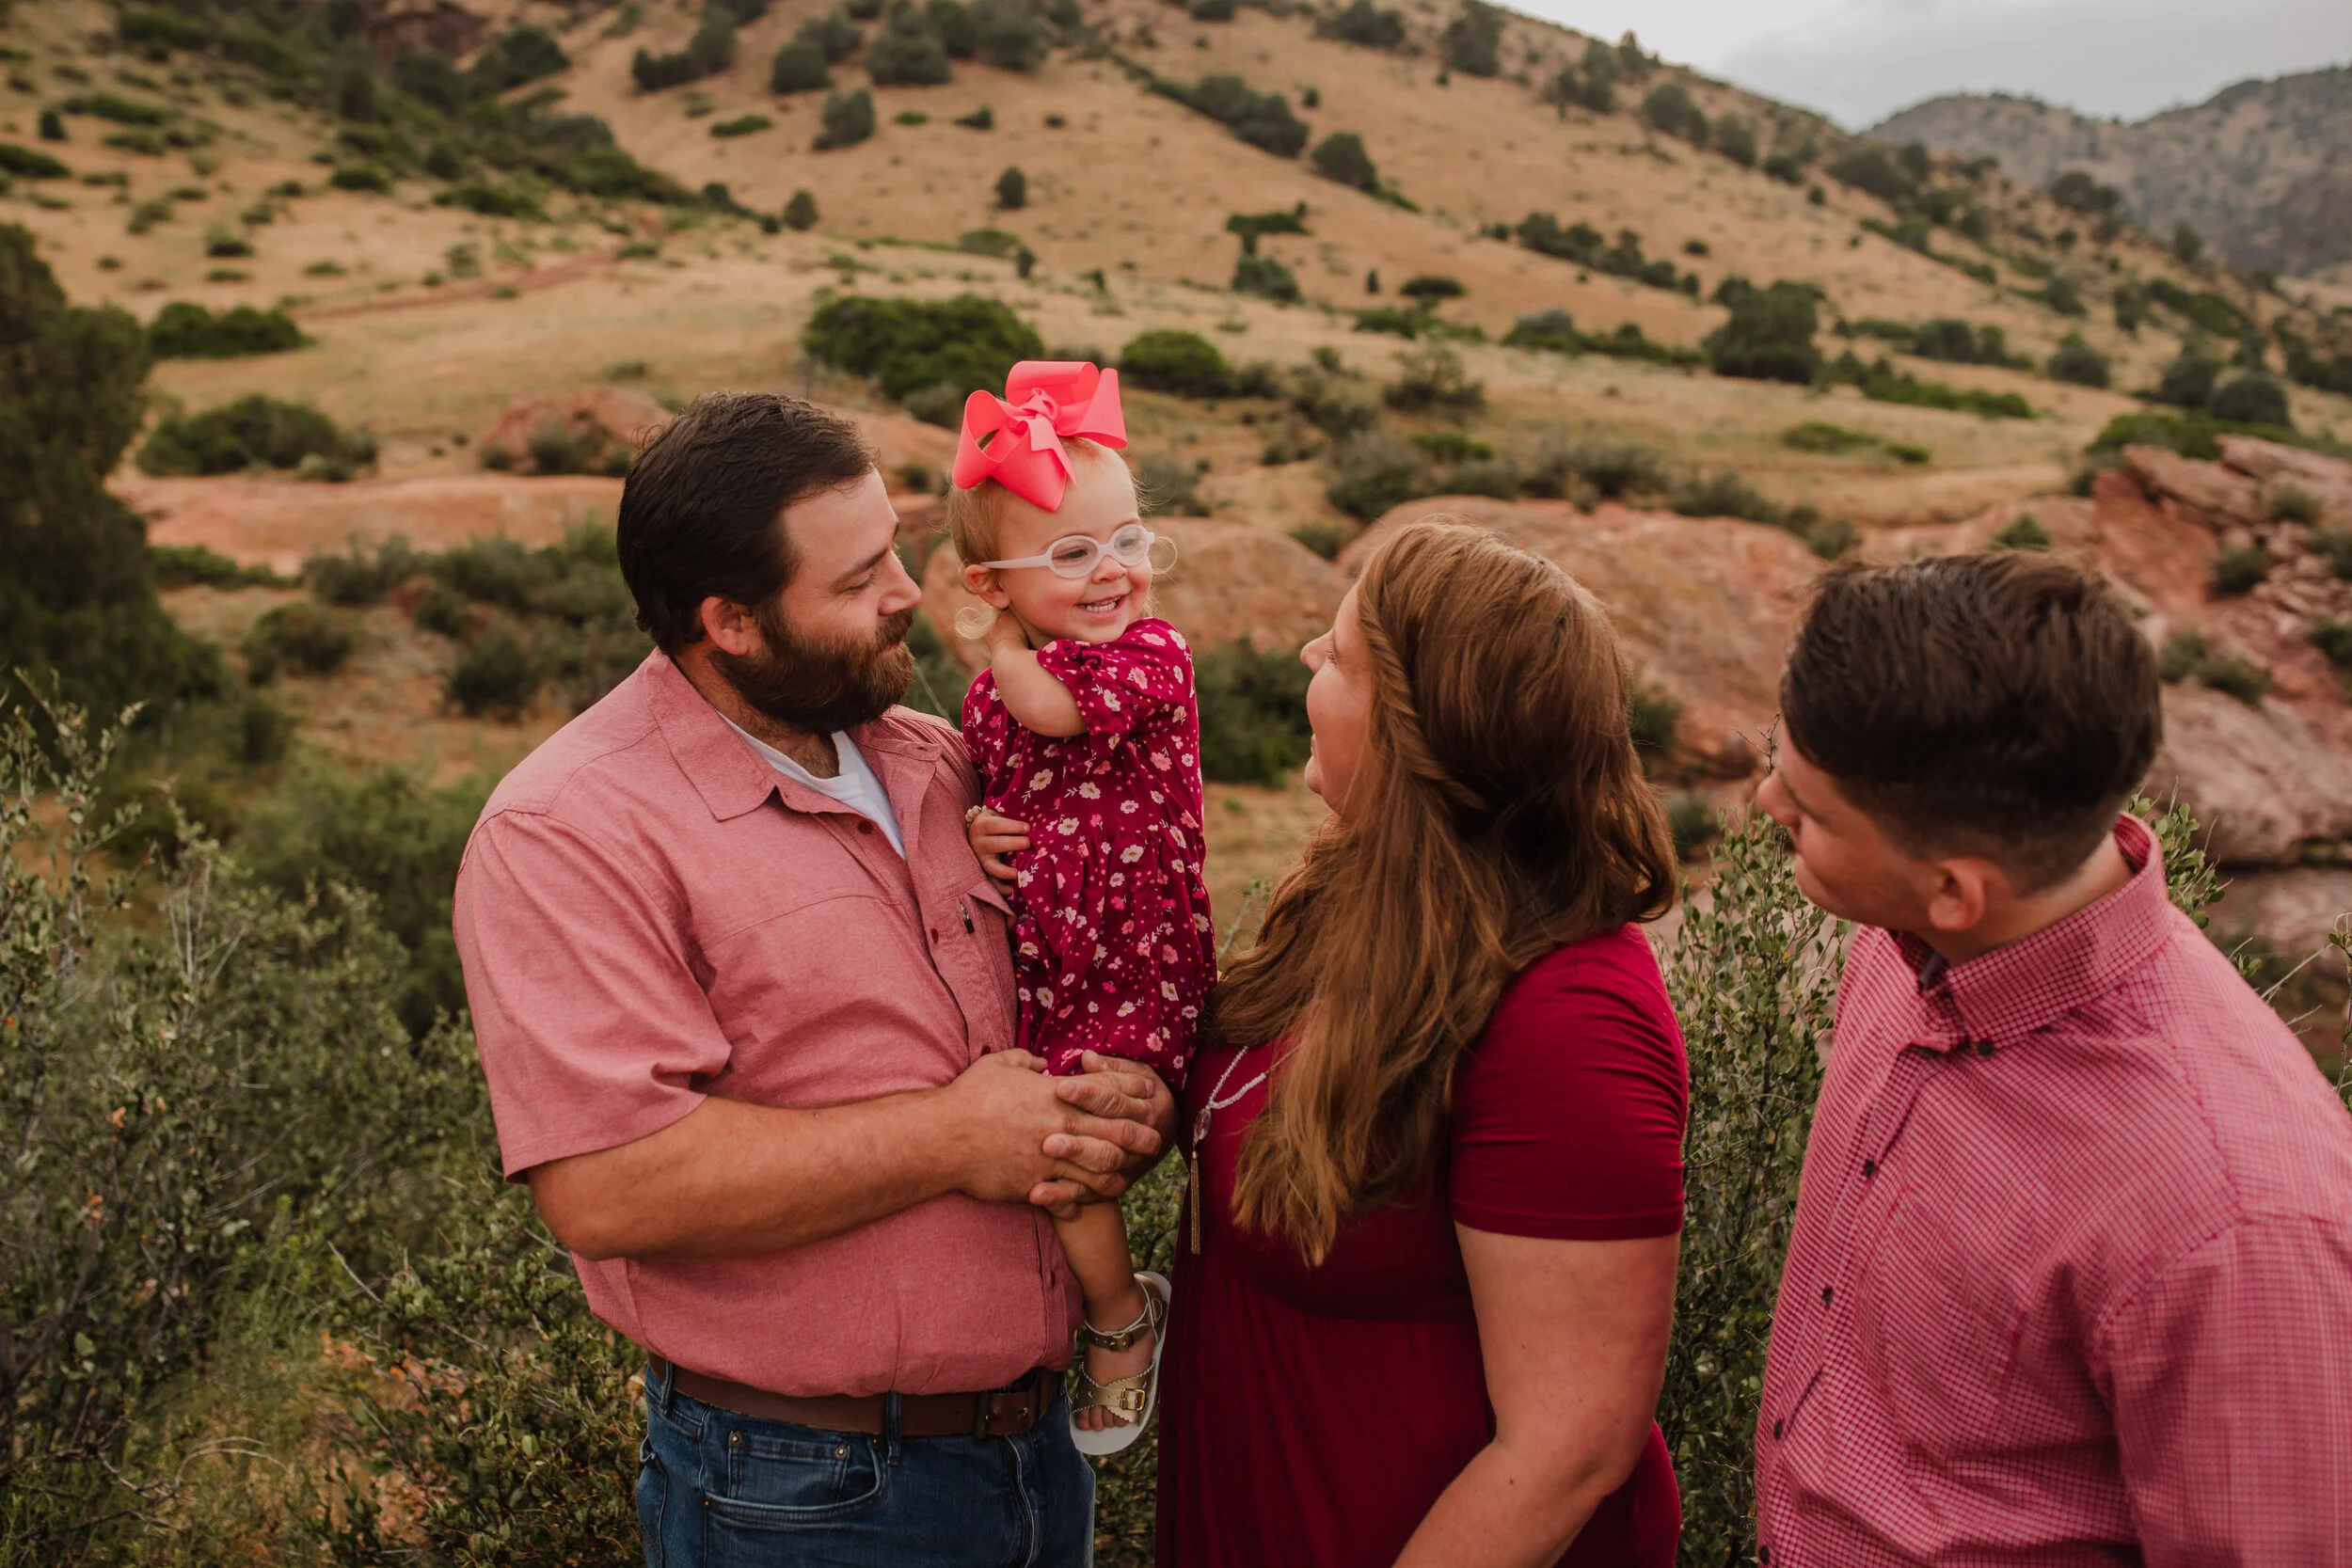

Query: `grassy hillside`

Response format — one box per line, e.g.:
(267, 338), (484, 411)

(4, 0), (2344, 546)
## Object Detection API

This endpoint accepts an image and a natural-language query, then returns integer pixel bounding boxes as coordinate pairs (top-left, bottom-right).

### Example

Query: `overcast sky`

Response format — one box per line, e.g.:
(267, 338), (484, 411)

(1514, 0), (2352, 130)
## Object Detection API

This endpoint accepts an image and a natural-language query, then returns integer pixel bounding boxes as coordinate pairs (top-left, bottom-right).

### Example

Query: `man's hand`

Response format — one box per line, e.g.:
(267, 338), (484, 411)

(968, 810), (1030, 886)
(1030, 1053), (1176, 1213)
(936, 1051), (1166, 1207)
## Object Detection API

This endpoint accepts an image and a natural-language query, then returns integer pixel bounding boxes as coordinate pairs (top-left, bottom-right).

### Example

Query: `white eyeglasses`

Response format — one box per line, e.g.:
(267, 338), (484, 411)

(977, 523), (1175, 578)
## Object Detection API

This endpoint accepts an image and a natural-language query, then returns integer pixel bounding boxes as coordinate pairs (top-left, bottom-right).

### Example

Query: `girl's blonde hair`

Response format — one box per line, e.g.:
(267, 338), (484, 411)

(1210, 520), (1677, 1261)
(942, 436), (1125, 568)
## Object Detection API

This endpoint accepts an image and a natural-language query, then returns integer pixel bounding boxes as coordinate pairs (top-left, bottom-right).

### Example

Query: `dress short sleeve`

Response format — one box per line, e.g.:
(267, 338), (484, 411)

(1448, 925), (1690, 1241)
(1035, 618), (1193, 738)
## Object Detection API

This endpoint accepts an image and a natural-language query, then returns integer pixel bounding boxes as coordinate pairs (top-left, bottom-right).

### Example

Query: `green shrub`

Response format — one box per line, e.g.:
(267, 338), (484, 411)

(2269, 485), (2322, 526)
(633, 5), (738, 88)
(1290, 521), (1344, 560)
(1226, 205), (1311, 251)
(1641, 81), (1708, 146)
(1382, 342), (1484, 419)
(136, 394), (368, 478)
(1400, 273), (1465, 300)
(242, 600), (357, 682)
(1133, 451), (1209, 515)
(710, 113), (772, 136)
(148, 300), (308, 358)
(1627, 680), (1680, 754)
(869, 23), (952, 85)
(1439, 0), (1502, 75)
(2155, 351), (2222, 409)
(1706, 280), (1820, 384)
(2308, 619), (2352, 670)
(1119, 328), (1233, 397)
(0, 140), (72, 179)
(1321, 0), (1406, 49)
(1232, 253), (1301, 302)
(328, 162), (394, 194)
(1324, 431), (1429, 518)
(1151, 74), (1309, 157)
(1355, 306), (1422, 338)
(0, 703), (485, 1557)
(2314, 531), (2352, 581)
(973, 0), (1047, 70)
(151, 542), (289, 589)
(2209, 373), (2290, 429)
(435, 181), (545, 218)
(1671, 469), (1779, 525)
(1853, 361), (2032, 419)
(2042, 275), (2086, 317)
(2211, 544), (2269, 596)
(305, 534), (422, 606)
(1988, 514), (2052, 551)
(2045, 333), (2110, 388)
(816, 87), (878, 149)
(1194, 640), (1313, 784)
(803, 293), (1041, 397)
(447, 623), (539, 717)
(1665, 791), (1720, 857)
(2158, 630), (2272, 703)
(1781, 420), (1873, 453)
(1311, 129), (1378, 191)
(995, 165), (1027, 209)
(1824, 144), (1915, 206)
(784, 188), (819, 230)
(771, 36), (833, 91)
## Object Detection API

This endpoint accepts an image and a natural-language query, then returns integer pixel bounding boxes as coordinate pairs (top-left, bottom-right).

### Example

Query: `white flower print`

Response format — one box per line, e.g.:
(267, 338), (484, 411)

(1029, 769), (1055, 790)
(1103, 690), (1122, 710)
(1160, 982), (1180, 1001)
(1077, 783), (1102, 800)
(1056, 817), (1079, 834)
(1037, 987), (1054, 1006)
(1120, 846), (1145, 863)
(1120, 800), (1139, 815)
(1117, 1001), (1136, 1017)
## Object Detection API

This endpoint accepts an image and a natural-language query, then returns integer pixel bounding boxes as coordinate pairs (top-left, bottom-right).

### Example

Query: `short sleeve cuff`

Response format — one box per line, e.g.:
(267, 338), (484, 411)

(1449, 1197), (1686, 1242)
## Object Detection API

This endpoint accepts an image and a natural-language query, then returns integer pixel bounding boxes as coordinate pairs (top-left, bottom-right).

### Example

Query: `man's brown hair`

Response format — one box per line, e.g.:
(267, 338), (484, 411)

(616, 391), (877, 654)
(1781, 552), (2161, 891)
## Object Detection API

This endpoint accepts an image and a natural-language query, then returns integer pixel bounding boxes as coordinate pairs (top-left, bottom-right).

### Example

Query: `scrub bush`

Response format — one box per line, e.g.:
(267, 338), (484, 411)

(1120, 329), (1234, 397)
(147, 300), (308, 358)
(1194, 640), (1314, 784)
(803, 293), (1042, 397)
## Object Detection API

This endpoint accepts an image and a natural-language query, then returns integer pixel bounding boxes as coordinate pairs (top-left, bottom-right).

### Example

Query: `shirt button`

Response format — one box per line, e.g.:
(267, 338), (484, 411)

(1772, 1418), (1784, 1438)
(1862, 1159), (1877, 1178)
(1759, 1549), (1772, 1565)
(857, 820), (874, 835)
(1977, 1039), (1996, 1057)
(1821, 1285), (1834, 1307)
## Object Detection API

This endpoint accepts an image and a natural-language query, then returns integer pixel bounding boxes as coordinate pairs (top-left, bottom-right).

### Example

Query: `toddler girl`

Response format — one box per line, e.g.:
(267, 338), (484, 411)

(947, 361), (1216, 1454)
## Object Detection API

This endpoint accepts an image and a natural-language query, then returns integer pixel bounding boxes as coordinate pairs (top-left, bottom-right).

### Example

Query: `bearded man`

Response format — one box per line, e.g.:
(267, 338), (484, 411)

(453, 391), (1173, 1566)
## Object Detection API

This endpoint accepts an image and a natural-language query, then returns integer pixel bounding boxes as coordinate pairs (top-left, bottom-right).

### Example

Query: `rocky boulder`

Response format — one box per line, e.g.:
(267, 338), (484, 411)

(1340, 496), (1827, 770)
(920, 517), (1344, 670)
(2143, 682), (2352, 865)
(479, 389), (673, 475)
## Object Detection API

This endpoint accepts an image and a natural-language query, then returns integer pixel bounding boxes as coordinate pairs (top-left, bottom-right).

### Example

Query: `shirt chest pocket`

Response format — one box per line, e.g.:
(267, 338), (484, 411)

(1852, 1189), (2026, 1461)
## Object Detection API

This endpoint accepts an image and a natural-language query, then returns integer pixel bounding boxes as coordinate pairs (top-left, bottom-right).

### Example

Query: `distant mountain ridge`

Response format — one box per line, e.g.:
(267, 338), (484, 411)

(1871, 66), (2352, 281)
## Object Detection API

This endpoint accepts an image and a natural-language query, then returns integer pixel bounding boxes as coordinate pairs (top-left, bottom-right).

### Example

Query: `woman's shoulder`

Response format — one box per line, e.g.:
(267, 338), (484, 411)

(1466, 926), (1684, 1089)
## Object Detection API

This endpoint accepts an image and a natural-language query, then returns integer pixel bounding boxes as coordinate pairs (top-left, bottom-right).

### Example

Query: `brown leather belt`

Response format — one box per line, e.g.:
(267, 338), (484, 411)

(649, 1357), (1060, 1440)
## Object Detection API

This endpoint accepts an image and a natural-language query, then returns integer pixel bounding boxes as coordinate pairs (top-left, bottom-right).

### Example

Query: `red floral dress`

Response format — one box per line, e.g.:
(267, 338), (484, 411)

(961, 617), (1215, 1085)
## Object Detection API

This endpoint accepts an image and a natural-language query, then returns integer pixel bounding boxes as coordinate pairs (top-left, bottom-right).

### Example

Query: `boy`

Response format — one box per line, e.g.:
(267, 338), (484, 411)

(1755, 552), (2352, 1565)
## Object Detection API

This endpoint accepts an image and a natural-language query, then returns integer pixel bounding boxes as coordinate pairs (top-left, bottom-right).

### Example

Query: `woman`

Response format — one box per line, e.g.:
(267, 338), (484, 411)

(1155, 521), (1688, 1567)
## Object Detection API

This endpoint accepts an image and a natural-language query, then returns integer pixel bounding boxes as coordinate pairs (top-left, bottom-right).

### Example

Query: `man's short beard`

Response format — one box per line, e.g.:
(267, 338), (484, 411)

(715, 599), (916, 736)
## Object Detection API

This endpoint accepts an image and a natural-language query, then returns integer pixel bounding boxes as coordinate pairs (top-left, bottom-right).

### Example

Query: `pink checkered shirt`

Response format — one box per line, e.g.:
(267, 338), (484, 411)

(1756, 813), (2352, 1566)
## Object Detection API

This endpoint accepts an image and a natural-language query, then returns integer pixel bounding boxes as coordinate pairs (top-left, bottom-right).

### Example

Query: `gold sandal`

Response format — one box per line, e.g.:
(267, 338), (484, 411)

(1069, 1271), (1169, 1457)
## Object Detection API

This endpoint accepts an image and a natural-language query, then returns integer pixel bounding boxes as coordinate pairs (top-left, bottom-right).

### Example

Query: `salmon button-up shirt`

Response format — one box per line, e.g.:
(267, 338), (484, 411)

(1756, 813), (2352, 1566)
(453, 651), (1080, 1400)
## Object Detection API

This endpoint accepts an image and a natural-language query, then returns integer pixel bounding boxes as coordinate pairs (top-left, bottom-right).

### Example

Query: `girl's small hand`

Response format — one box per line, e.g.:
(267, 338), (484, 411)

(969, 810), (1030, 884)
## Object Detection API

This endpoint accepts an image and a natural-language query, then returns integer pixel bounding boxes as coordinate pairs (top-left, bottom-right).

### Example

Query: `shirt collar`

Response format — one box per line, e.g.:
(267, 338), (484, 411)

(644, 651), (946, 839)
(1891, 813), (2173, 1050)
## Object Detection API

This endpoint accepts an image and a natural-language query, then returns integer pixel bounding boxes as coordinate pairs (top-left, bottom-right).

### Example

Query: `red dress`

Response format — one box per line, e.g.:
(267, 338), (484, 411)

(961, 617), (1216, 1084)
(1156, 925), (1689, 1567)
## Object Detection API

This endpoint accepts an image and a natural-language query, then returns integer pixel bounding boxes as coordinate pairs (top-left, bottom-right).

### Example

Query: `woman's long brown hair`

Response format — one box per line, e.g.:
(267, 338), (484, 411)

(1212, 521), (1677, 1261)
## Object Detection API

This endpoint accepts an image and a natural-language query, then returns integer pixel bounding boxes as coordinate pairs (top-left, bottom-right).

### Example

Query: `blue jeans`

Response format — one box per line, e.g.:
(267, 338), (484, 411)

(637, 1360), (1094, 1568)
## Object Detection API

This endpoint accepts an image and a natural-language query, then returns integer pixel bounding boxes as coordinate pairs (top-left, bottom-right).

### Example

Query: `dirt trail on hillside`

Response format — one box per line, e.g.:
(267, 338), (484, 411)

(295, 248), (628, 321)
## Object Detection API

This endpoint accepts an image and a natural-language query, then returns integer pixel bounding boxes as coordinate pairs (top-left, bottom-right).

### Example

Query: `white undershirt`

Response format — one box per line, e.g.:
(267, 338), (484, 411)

(723, 718), (906, 858)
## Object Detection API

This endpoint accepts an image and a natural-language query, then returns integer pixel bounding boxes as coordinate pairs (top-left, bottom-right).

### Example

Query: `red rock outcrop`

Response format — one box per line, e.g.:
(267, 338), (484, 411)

(478, 389), (675, 473)
(1340, 496), (1828, 770)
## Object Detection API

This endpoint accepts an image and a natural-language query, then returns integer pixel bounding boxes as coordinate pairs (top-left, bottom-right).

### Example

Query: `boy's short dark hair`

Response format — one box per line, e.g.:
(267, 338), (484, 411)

(1781, 552), (2161, 891)
(617, 391), (877, 654)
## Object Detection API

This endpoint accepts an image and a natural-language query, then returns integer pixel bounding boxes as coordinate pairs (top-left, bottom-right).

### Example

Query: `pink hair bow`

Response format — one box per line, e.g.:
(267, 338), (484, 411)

(951, 361), (1128, 512)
